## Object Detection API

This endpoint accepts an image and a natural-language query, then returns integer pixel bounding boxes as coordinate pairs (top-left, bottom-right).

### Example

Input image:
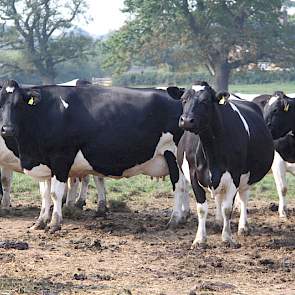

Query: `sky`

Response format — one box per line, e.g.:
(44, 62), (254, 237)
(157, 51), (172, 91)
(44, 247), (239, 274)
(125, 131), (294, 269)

(80, 0), (127, 36)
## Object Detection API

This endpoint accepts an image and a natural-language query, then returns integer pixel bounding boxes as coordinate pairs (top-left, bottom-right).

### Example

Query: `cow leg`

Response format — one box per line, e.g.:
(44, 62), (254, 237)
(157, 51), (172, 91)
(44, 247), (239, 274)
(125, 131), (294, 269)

(66, 177), (79, 207)
(237, 188), (250, 235)
(218, 179), (237, 244)
(93, 176), (107, 216)
(0, 168), (13, 208)
(191, 171), (208, 247)
(31, 180), (51, 230)
(48, 176), (66, 233)
(272, 153), (287, 218)
(214, 190), (223, 226)
(74, 176), (89, 209)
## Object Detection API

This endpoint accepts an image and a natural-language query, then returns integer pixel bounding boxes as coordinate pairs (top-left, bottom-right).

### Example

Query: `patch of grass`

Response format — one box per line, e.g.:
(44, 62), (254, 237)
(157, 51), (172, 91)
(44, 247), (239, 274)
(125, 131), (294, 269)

(229, 82), (295, 94)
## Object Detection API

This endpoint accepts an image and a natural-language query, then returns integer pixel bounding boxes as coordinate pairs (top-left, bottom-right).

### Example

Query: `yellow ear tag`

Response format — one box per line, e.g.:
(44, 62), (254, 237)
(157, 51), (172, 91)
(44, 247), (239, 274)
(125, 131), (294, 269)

(219, 96), (226, 105)
(28, 97), (35, 105)
(284, 104), (289, 112)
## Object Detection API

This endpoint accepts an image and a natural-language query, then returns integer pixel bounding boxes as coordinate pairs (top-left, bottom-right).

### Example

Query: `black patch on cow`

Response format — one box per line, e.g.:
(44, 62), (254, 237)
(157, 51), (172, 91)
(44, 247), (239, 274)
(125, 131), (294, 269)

(164, 150), (179, 191)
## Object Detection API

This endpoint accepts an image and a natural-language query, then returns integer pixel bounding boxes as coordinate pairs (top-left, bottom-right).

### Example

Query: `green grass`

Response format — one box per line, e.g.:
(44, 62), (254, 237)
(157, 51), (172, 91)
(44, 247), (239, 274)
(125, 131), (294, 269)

(9, 171), (295, 207)
(229, 82), (295, 94)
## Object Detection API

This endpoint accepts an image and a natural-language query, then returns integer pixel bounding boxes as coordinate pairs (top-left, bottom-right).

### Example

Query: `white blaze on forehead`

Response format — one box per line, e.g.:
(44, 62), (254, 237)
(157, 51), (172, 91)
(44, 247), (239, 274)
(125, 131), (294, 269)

(181, 152), (191, 184)
(60, 96), (69, 109)
(6, 86), (15, 93)
(228, 102), (250, 137)
(192, 85), (206, 92)
(269, 95), (279, 105)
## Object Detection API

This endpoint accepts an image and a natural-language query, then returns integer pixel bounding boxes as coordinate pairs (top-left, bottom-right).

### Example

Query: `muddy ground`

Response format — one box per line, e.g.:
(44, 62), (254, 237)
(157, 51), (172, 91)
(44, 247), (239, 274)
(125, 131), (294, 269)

(0, 194), (294, 295)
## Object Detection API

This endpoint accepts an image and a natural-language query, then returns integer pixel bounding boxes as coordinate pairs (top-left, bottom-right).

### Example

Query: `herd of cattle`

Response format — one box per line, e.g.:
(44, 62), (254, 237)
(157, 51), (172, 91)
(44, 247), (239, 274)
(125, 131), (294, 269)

(0, 78), (294, 247)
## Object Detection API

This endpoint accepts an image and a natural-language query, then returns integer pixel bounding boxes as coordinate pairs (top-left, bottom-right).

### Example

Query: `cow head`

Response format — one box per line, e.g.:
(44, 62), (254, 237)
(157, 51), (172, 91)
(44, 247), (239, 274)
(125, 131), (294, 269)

(167, 81), (226, 134)
(0, 80), (41, 138)
(264, 91), (295, 140)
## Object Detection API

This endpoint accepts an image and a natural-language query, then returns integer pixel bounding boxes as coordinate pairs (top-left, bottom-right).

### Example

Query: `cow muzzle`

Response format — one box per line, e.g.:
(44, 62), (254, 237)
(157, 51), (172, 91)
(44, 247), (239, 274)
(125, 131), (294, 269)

(1, 125), (16, 137)
(179, 115), (195, 130)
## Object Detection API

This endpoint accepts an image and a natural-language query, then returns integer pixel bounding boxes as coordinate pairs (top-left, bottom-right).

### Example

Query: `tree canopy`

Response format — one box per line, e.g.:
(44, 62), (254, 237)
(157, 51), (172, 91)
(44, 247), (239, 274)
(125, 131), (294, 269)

(0, 0), (96, 84)
(103, 0), (295, 90)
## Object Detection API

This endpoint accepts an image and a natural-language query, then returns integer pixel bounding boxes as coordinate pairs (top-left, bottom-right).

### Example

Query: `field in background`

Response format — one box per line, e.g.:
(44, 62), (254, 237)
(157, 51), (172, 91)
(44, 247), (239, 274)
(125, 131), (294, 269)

(229, 82), (295, 94)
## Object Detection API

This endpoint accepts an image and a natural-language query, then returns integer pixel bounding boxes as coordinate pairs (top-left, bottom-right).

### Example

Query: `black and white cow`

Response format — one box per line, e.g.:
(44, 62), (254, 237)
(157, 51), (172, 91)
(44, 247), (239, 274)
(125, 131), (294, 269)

(0, 80), (190, 233)
(167, 82), (274, 246)
(0, 80), (106, 220)
(253, 92), (295, 217)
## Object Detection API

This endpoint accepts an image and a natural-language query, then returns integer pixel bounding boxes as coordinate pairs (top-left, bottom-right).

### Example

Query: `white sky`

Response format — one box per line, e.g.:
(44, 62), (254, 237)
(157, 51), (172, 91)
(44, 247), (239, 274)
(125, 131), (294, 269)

(80, 0), (127, 36)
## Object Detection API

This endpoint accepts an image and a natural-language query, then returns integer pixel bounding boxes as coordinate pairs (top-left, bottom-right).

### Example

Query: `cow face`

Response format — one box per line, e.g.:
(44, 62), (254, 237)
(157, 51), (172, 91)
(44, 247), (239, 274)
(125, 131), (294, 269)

(0, 80), (41, 138)
(167, 82), (217, 134)
(264, 92), (295, 140)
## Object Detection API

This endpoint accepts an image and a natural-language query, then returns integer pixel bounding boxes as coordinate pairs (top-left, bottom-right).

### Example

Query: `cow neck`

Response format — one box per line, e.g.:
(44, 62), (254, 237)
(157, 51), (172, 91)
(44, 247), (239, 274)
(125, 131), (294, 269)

(198, 104), (226, 187)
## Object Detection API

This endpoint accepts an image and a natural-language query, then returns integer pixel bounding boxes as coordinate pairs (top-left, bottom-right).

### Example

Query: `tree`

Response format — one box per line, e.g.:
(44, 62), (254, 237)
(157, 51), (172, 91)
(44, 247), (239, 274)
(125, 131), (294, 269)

(107, 0), (288, 90)
(0, 0), (94, 84)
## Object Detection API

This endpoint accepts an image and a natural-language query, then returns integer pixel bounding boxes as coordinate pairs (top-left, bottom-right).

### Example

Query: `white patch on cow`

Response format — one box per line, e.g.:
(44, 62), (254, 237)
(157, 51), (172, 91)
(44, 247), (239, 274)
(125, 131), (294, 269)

(237, 172), (250, 233)
(192, 85), (206, 92)
(269, 95), (279, 105)
(229, 102), (250, 137)
(58, 79), (79, 86)
(0, 136), (22, 172)
(212, 171), (237, 243)
(181, 152), (191, 184)
(70, 150), (94, 177)
(192, 201), (208, 245)
(122, 132), (175, 177)
(23, 164), (51, 180)
(60, 96), (69, 109)
(169, 171), (190, 225)
(5, 86), (15, 93)
(50, 176), (66, 224)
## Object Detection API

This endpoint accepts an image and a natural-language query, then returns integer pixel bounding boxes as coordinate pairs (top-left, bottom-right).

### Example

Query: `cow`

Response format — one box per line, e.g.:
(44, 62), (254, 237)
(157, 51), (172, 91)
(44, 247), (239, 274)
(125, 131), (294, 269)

(0, 79), (106, 212)
(0, 80), (190, 233)
(253, 92), (295, 218)
(167, 82), (274, 247)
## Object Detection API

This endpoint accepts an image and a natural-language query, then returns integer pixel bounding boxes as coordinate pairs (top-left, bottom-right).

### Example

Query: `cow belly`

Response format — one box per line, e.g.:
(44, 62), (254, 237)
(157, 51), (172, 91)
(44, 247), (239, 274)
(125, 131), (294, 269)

(122, 155), (169, 178)
(24, 164), (51, 179)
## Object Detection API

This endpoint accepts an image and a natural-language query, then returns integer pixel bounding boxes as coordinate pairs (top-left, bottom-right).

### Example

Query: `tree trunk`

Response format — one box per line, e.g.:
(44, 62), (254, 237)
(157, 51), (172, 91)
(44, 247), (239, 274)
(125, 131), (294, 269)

(213, 61), (231, 92)
(41, 74), (55, 85)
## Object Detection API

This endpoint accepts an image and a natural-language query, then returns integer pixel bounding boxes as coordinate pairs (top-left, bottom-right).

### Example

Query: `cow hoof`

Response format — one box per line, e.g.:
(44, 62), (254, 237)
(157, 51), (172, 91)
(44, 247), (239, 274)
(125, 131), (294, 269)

(191, 241), (207, 250)
(279, 209), (288, 219)
(95, 208), (107, 218)
(167, 213), (189, 229)
(222, 240), (241, 249)
(238, 227), (250, 236)
(30, 219), (47, 230)
(75, 200), (86, 209)
(46, 224), (62, 234)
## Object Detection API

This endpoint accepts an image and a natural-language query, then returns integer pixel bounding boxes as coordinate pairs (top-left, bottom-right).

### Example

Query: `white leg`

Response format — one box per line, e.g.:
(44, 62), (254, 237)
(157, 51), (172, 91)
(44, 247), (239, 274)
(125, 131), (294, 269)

(93, 176), (107, 214)
(66, 177), (79, 207)
(221, 180), (237, 244)
(214, 191), (223, 225)
(272, 152), (287, 218)
(237, 189), (250, 235)
(192, 201), (208, 247)
(74, 175), (89, 208)
(168, 172), (190, 227)
(31, 179), (51, 230)
(49, 176), (66, 233)
(0, 168), (13, 208)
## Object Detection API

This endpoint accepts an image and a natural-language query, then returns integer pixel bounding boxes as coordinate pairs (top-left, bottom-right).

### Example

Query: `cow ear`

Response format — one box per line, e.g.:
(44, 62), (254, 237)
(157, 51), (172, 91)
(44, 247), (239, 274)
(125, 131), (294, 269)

(23, 89), (41, 106)
(167, 86), (184, 100)
(216, 91), (230, 105)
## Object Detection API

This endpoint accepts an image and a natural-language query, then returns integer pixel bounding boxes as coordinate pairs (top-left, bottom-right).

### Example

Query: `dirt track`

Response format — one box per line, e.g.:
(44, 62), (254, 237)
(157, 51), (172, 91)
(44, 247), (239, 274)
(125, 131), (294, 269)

(0, 195), (294, 295)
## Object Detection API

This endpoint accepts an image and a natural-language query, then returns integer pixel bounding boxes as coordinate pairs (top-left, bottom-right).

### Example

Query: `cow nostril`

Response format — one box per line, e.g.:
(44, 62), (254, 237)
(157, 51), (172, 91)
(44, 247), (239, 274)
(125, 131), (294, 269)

(180, 116), (185, 122)
(189, 118), (194, 123)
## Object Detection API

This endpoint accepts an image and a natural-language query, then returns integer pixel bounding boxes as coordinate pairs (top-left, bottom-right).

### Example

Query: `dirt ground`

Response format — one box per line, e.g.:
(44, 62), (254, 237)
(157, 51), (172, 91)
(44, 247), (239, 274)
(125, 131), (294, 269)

(0, 194), (294, 295)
